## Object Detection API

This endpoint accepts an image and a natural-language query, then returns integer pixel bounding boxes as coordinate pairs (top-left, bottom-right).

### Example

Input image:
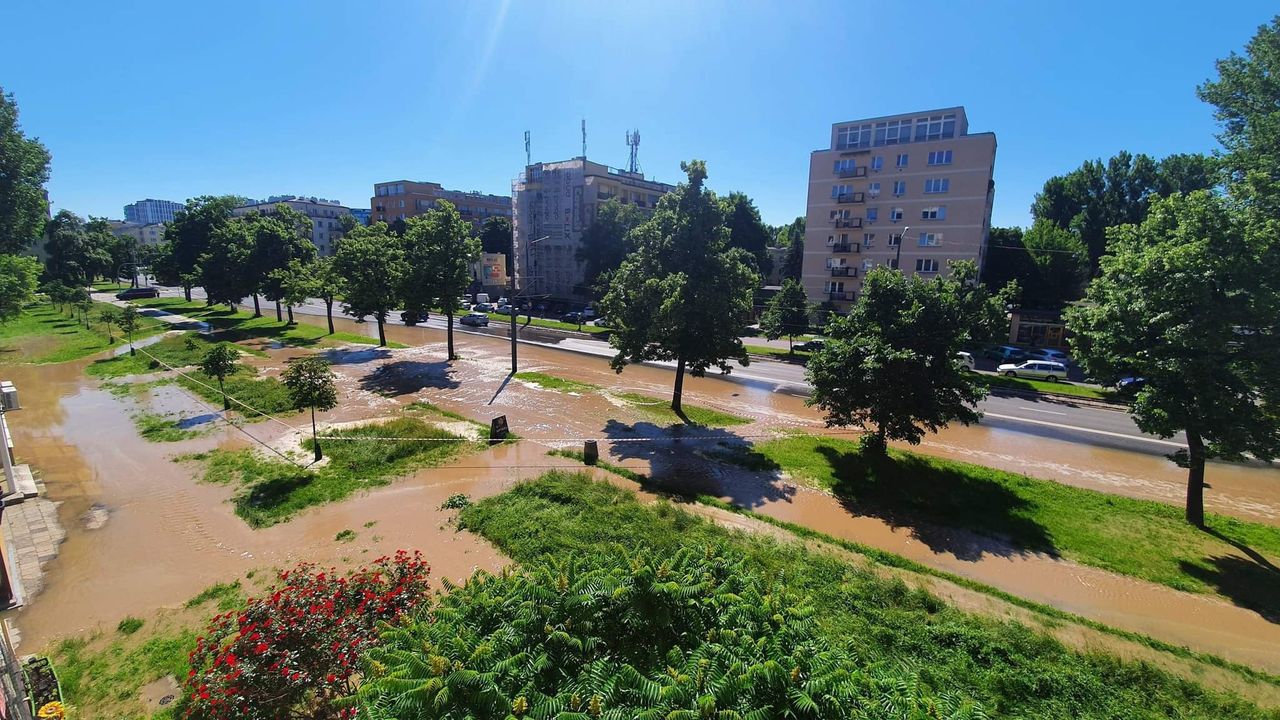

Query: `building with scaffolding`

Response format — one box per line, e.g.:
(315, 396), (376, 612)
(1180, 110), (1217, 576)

(511, 157), (673, 303)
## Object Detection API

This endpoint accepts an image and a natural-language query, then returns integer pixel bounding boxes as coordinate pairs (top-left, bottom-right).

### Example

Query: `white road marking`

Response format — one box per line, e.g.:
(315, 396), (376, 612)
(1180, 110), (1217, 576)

(983, 412), (1184, 448)
(1025, 408), (1067, 415)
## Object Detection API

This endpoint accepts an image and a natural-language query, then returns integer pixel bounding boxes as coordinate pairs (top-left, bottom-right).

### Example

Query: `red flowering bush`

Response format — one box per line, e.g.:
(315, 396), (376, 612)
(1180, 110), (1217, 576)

(184, 550), (431, 720)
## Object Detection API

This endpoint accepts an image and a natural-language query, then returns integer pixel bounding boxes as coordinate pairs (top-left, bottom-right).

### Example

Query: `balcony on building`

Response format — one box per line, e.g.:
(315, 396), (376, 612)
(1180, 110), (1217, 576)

(828, 291), (856, 302)
(836, 192), (865, 204)
(828, 266), (858, 277)
(837, 166), (868, 179)
(829, 242), (859, 254)
(831, 217), (863, 229)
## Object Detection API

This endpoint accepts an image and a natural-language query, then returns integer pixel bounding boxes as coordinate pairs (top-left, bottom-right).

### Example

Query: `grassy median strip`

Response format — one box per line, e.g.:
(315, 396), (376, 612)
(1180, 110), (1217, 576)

(0, 302), (167, 363)
(459, 472), (1276, 717)
(487, 313), (610, 335)
(709, 435), (1280, 611)
(614, 391), (751, 427)
(514, 371), (600, 394)
(185, 417), (483, 526)
(135, 297), (405, 348)
(981, 373), (1114, 401)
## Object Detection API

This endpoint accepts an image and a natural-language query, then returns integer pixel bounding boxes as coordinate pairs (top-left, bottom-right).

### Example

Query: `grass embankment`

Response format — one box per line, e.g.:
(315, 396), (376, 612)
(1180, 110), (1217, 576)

(0, 302), (167, 363)
(90, 280), (130, 292)
(487, 313), (610, 335)
(514, 371), (750, 427)
(186, 416), (484, 526)
(982, 373), (1114, 401)
(743, 344), (810, 361)
(459, 472), (1278, 719)
(135, 297), (405, 348)
(710, 435), (1280, 611)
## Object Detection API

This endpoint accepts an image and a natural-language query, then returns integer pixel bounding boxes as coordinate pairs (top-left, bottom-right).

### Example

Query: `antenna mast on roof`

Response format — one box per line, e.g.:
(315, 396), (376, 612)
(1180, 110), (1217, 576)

(581, 119), (587, 158)
(524, 130), (531, 167)
(626, 129), (640, 174)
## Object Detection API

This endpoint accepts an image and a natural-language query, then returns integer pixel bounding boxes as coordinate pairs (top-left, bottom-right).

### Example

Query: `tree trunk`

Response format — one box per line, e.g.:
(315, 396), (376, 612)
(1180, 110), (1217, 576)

(376, 315), (386, 346)
(311, 407), (322, 461)
(324, 299), (334, 334)
(219, 377), (229, 411)
(184, 284), (192, 302)
(672, 356), (686, 413)
(287, 305), (295, 324)
(128, 330), (135, 356)
(446, 311), (455, 361)
(788, 334), (794, 354)
(274, 300), (282, 323)
(1185, 428), (1207, 527)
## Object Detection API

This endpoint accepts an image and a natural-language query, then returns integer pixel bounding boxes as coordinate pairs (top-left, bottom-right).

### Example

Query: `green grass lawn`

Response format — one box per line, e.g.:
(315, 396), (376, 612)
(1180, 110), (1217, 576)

(710, 435), (1280, 612)
(133, 411), (212, 442)
(90, 280), (131, 292)
(186, 417), (485, 526)
(742, 343), (810, 361)
(0, 302), (168, 364)
(513, 371), (600, 394)
(981, 372), (1114, 401)
(614, 391), (751, 427)
(135, 297), (406, 348)
(485, 313), (610, 335)
(458, 472), (1275, 719)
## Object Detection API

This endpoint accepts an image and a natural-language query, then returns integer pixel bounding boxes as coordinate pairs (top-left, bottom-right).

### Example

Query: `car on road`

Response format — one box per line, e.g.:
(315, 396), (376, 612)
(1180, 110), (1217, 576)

(997, 360), (1068, 382)
(473, 302), (494, 313)
(496, 302), (512, 314)
(560, 311), (587, 324)
(984, 345), (1027, 362)
(794, 339), (826, 353)
(400, 310), (423, 326)
(1115, 376), (1147, 395)
(115, 287), (160, 300)
(1026, 347), (1072, 364)
(459, 312), (489, 327)
(956, 351), (976, 371)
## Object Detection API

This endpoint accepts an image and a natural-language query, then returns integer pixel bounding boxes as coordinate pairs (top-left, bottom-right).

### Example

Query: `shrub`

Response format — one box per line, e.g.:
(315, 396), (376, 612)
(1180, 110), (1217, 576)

(184, 551), (431, 720)
(116, 617), (144, 635)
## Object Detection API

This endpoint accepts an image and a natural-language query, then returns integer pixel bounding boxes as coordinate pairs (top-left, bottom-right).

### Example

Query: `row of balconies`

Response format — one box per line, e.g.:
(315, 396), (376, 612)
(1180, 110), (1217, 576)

(827, 266), (859, 277)
(835, 192), (866, 204)
(828, 242), (860, 254)
(831, 217), (863, 228)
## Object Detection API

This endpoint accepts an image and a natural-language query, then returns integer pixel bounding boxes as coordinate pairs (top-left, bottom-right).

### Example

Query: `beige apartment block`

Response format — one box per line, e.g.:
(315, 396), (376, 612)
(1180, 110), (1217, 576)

(371, 180), (511, 230)
(802, 107), (996, 313)
(232, 196), (352, 257)
(512, 157), (673, 301)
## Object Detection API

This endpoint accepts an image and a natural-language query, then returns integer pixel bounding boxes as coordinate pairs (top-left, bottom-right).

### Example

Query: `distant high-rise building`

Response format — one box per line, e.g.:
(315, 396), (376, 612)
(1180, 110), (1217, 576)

(349, 208), (371, 226)
(123, 198), (185, 225)
(511, 157), (673, 301)
(232, 196), (352, 257)
(370, 180), (510, 230)
(803, 107), (996, 314)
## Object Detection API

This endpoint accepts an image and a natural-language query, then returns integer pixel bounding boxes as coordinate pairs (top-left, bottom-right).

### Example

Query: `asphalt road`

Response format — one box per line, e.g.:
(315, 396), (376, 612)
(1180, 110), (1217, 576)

(153, 286), (1184, 458)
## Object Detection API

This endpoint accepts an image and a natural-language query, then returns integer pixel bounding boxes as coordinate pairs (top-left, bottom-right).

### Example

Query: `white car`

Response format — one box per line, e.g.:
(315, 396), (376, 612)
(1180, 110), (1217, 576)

(997, 360), (1067, 382)
(1026, 348), (1072, 364)
(956, 351), (976, 371)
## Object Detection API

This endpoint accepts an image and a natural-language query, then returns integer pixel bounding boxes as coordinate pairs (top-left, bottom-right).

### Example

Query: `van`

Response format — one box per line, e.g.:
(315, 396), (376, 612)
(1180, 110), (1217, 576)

(474, 293), (491, 305)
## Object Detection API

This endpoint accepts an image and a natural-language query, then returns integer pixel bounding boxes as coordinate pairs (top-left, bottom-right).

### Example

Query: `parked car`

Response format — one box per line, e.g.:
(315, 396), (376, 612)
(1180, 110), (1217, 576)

(794, 339), (826, 353)
(459, 312), (489, 327)
(997, 360), (1068, 382)
(1026, 347), (1072, 364)
(400, 310), (423, 326)
(115, 286), (160, 300)
(956, 351), (976, 371)
(984, 345), (1027, 362)
(1115, 376), (1148, 394)
(560, 311), (584, 324)
(582, 307), (598, 320)
(496, 302), (513, 314)
(473, 302), (493, 313)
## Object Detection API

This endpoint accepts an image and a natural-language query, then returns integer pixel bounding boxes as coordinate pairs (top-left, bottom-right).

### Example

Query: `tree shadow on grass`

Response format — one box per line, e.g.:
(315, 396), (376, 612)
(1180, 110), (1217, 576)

(323, 347), (394, 366)
(815, 445), (1056, 561)
(1180, 528), (1280, 622)
(235, 471), (314, 527)
(358, 360), (461, 397)
(600, 420), (797, 510)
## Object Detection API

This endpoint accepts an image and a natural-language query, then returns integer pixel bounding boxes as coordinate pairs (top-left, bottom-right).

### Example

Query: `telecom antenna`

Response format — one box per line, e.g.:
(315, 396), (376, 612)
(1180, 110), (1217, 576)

(581, 119), (587, 157)
(524, 130), (531, 167)
(626, 129), (641, 174)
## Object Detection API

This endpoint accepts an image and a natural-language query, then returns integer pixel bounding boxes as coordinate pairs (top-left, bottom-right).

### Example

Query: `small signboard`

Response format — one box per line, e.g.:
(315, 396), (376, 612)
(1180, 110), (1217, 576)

(490, 415), (509, 444)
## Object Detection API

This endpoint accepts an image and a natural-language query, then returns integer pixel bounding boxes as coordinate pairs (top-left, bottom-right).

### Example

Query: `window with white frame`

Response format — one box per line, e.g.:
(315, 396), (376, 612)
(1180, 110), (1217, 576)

(836, 124), (872, 149)
(924, 178), (950, 194)
(871, 156), (884, 171)
(834, 158), (856, 174)
(874, 119), (912, 146)
(826, 258), (845, 268)
(890, 207), (904, 221)
(921, 206), (946, 220)
(913, 113), (957, 141)
(892, 180), (906, 196)
(868, 182), (881, 197)
(862, 259), (874, 271)
(916, 258), (940, 272)
(927, 150), (953, 165)
(826, 234), (836, 246)
(866, 207), (878, 222)
(831, 184), (852, 198)
(888, 233), (902, 246)
(918, 232), (942, 246)
(896, 153), (909, 168)
(839, 233), (850, 243)
(862, 233), (875, 247)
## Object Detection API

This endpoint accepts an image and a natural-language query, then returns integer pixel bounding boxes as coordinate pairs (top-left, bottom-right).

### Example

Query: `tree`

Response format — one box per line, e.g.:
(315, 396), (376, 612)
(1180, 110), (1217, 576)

(779, 235), (804, 282)
(401, 202), (479, 360)
(185, 553), (431, 720)
(478, 215), (513, 275)
(979, 226), (1034, 294)
(200, 342), (241, 412)
(720, 191), (773, 277)
(309, 256), (342, 335)
(271, 259), (314, 327)
(575, 198), (644, 295)
(85, 216), (124, 281)
(1066, 191), (1280, 526)
(334, 222), (405, 346)
(166, 195), (241, 301)
(282, 356), (339, 461)
(806, 267), (992, 453)
(246, 205), (316, 322)
(0, 87), (51, 255)
(199, 218), (258, 308)
(0, 254), (40, 322)
(1197, 16), (1280, 210)
(760, 279), (811, 353)
(73, 291), (92, 329)
(118, 305), (140, 356)
(43, 210), (92, 285)
(601, 160), (759, 414)
(1020, 220), (1088, 309)
(96, 306), (119, 342)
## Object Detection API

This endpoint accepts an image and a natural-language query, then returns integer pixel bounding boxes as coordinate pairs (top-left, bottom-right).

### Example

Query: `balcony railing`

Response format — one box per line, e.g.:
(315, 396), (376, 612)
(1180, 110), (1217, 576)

(832, 217), (863, 229)
(837, 167), (868, 178)
(828, 266), (858, 277)
(828, 291), (856, 302)
(828, 243), (858, 254)
(836, 192), (866, 204)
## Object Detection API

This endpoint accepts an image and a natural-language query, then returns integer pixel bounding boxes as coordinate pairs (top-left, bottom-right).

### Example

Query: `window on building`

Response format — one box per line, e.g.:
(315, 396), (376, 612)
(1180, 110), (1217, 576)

(834, 158), (856, 174)
(862, 233), (875, 247)
(892, 180), (906, 196)
(913, 113), (957, 142)
(831, 184), (853, 199)
(866, 207), (878, 222)
(398, 199), (405, 208)
(890, 207), (904, 221)
(927, 150), (953, 165)
(826, 235), (836, 246)
(888, 233), (902, 247)
(867, 182), (881, 197)
(836, 123), (872, 149)
(921, 206), (946, 220)
(871, 156), (884, 171)
(916, 258), (940, 273)
(924, 178), (950, 194)
(896, 153), (909, 168)
(888, 258), (900, 269)
(874, 119), (912, 146)
(862, 259), (874, 271)
(918, 232), (942, 246)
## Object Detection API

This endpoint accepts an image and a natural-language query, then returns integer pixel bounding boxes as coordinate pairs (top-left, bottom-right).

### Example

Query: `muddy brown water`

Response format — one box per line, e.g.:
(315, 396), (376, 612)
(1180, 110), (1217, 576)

(2, 314), (1279, 676)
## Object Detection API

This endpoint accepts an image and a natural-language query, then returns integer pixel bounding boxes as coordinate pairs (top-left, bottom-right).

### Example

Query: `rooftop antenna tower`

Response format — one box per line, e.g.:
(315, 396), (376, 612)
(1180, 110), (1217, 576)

(626, 129), (641, 174)
(581, 119), (587, 158)
(524, 130), (531, 167)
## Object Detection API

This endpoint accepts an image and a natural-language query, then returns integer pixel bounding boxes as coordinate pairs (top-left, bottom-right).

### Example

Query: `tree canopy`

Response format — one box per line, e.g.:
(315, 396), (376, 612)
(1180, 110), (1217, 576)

(721, 191), (772, 277)
(163, 195), (241, 300)
(199, 217), (258, 307)
(401, 201), (480, 359)
(600, 160), (759, 412)
(0, 87), (51, 255)
(478, 215), (513, 274)
(575, 198), (644, 296)
(334, 222), (406, 346)
(0, 253), (40, 322)
(760, 278), (811, 352)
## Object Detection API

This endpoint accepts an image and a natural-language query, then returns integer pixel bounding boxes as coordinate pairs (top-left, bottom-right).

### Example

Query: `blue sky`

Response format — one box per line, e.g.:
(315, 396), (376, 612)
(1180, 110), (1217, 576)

(2, 1), (1271, 228)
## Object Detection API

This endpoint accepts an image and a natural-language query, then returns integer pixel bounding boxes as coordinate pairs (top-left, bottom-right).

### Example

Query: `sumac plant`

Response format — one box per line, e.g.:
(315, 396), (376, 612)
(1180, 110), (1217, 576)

(352, 547), (986, 719)
(185, 550), (431, 720)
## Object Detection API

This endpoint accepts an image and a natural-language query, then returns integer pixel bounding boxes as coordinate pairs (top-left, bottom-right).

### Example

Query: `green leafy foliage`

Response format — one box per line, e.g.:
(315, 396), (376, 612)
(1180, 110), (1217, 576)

(281, 356), (338, 413)
(400, 201), (479, 359)
(759, 278), (811, 351)
(335, 222), (406, 346)
(0, 253), (39, 322)
(575, 197), (645, 295)
(0, 87), (51, 255)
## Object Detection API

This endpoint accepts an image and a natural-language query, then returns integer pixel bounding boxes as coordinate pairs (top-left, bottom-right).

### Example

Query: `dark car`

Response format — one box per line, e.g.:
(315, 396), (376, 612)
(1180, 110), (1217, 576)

(1116, 376), (1147, 394)
(460, 312), (489, 327)
(400, 310), (424, 326)
(794, 339), (826, 353)
(560, 311), (583, 324)
(115, 287), (160, 300)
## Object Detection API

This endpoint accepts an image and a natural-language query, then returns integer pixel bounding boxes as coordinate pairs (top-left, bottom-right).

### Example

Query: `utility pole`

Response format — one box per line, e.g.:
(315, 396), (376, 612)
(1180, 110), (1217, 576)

(894, 226), (910, 272)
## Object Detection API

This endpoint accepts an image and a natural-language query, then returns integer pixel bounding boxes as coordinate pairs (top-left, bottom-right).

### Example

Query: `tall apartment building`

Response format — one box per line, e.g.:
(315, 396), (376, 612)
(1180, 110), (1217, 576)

(802, 107), (995, 313)
(370, 180), (510, 230)
(123, 198), (185, 225)
(232, 196), (352, 257)
(512, 157), (673, 300)
(111, 220), (166, 246)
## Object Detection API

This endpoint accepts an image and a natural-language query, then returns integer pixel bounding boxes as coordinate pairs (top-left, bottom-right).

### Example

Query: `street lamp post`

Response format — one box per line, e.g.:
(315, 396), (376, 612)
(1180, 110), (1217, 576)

(511, 235), (549, 373)
(894, 225), (911, 272)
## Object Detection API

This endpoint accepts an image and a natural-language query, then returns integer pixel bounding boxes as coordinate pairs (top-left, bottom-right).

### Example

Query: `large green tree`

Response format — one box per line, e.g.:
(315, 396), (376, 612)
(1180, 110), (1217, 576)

(720, 191), (772, 277)
(1020, 220), (1088, 309)
(84, 216), (123, 281)
(43, 210), (95, 284)
(0, 253), (40, 322)
(199, 218), (258, 307)
(401, 201), (479, 360)
(165, 195), (241, 301)
(478, 215), (513, 275)
(248, 205), (317, 322)
(575, 198), (644, 295)
(282, 356), (338, 461)
(979, 226), (1034, 294)
(1066, 191), (1280, 526)
(0, 88), (50, 255)
(806, 267), (995, 453)
(334, 222), (405, 346)
(600, 160), (758, 413)
(760, 278), (811, 352)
